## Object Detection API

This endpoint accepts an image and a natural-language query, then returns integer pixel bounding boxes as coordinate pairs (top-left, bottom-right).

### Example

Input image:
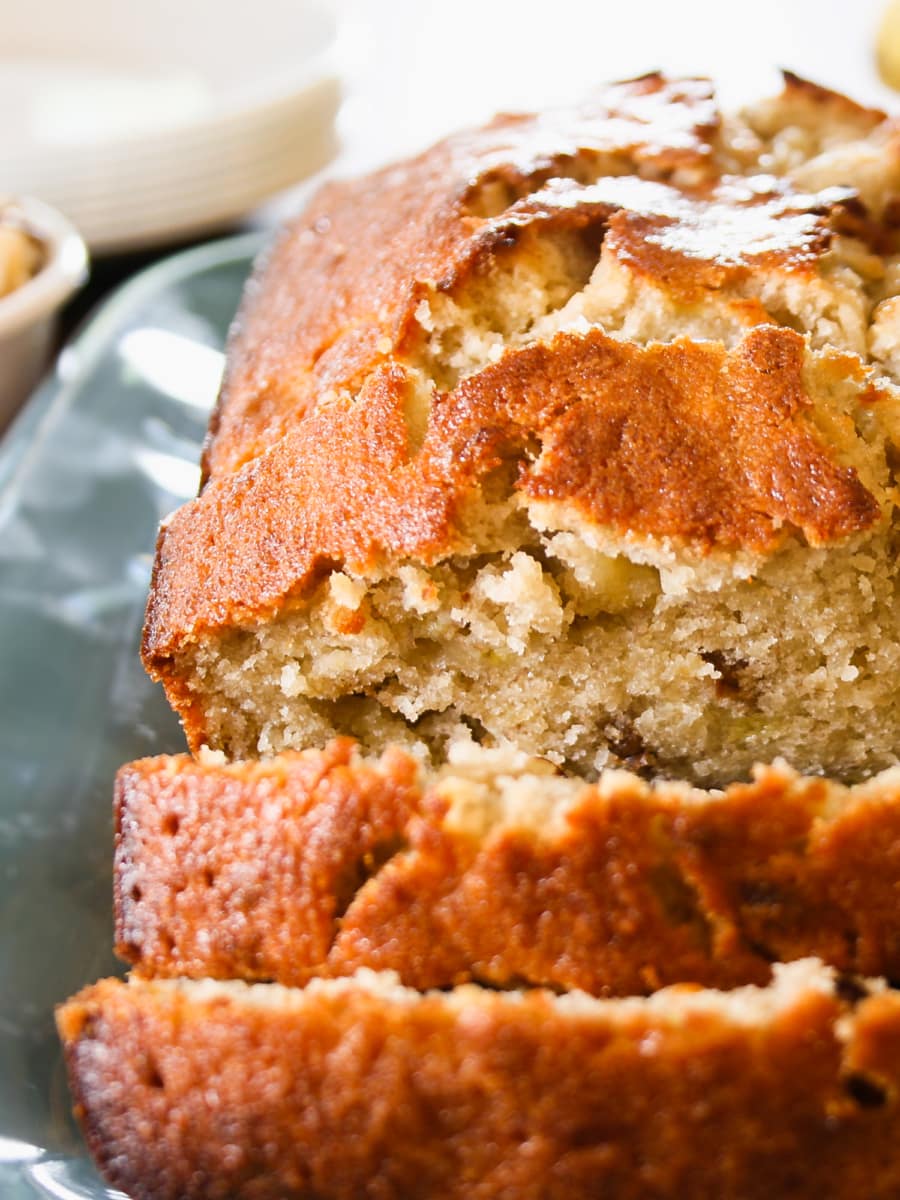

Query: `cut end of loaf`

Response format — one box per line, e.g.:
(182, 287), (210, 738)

(185, 524), (900, 785)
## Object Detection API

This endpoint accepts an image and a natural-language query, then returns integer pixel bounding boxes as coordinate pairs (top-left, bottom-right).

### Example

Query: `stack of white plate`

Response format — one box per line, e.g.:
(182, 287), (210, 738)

(1, 0), (341, 253)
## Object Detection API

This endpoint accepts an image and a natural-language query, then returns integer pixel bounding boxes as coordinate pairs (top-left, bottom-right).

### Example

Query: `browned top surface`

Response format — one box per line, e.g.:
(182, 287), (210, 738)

(599, 175), (855, 297)
(116, 746), (900, 995)
(402, 171), (857, 306)
(202, 72), (878, 483)
(204, 73), (722, 482)
(144, 324), (880, 669)
(58, 973), (900, 1200)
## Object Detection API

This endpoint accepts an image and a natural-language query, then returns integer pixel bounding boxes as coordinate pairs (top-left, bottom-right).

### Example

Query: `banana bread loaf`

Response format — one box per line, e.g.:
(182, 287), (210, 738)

(143, 71), (900, 786)
(59, 72), (900, 1200)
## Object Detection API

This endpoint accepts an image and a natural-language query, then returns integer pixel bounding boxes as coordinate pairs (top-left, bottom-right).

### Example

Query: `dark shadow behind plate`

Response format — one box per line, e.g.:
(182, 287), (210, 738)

(0, 233), (262, 1199)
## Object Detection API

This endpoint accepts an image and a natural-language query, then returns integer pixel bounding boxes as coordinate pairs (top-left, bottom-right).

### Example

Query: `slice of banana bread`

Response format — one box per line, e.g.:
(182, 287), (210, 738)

(58, 961), (900, 1200)
(115, 740), (900, 995)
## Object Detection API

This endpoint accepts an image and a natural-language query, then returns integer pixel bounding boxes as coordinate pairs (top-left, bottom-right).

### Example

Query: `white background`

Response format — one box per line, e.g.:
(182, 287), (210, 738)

(336, 0), (900, 171)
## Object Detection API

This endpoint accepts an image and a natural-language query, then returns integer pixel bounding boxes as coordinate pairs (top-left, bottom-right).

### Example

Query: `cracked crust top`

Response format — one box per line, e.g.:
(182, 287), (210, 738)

(201, 73), (724, 482)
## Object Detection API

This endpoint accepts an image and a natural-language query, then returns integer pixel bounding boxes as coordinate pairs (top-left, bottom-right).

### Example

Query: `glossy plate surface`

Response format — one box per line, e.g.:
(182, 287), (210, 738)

(0, 233), (262, 1198)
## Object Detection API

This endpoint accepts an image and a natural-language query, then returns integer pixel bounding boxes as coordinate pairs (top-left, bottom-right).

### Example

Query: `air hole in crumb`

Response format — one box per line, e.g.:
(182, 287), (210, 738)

(159, 930), (175, 955)
(332, 835), (410, 921)
(843, 1072), (888, 1109)
(700, 650), (748, 700)
(144, 1060), (164, 1089)
(130, 884), (142, 903)
(606, 722), (658, 778)
(835, 973), (869, 1006)
(203, 868), (216, 888)
(607, 722), (646, 761)
(851, 647), (870, 671)
(460, 714), (489, 744)
(162, 813), (180, 837)
(648, 862), (712, 953)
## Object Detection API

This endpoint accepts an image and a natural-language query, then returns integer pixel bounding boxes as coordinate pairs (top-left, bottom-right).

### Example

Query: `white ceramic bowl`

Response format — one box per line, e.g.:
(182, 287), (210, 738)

(0, 0), (340, 253)
(0, 198), (88, 428)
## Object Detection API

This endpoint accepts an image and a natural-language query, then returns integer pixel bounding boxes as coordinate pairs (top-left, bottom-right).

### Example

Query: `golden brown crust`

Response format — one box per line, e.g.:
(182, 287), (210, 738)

(203, 72), (883, 486)
(115, 741), (420, 984)
(57, 973), (900, 1200)
(115, 746), (900, 994)
(407, 172), (857, 306)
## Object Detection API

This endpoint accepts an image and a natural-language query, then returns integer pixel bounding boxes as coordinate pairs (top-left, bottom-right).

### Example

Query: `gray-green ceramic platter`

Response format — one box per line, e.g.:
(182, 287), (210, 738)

(0, 233), (264, 1199)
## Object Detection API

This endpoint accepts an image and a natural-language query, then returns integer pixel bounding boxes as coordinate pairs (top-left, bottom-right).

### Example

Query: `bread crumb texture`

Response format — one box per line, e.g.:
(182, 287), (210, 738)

(144, 71), (900, 785)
